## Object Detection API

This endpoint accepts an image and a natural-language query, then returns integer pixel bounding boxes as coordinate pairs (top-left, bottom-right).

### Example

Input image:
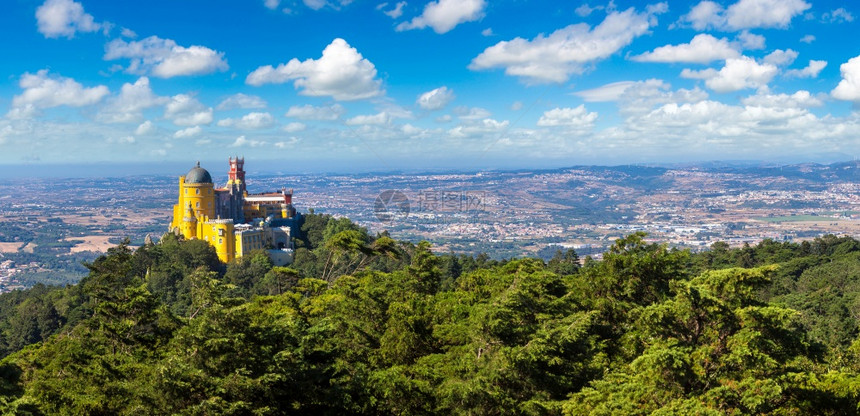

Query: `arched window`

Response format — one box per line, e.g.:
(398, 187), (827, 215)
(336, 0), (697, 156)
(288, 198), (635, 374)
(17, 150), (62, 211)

(196, 188), (200, 195)
(196, 202), (200, 208)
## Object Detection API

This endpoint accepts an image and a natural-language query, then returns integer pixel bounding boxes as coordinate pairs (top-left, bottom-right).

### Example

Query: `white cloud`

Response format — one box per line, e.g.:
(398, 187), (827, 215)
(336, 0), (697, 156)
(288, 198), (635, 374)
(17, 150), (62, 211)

(174, 126), (202, 138)
(97, 77), (168, 123)
(231, 135), (267, 147)
(35, 0), (102, 38)
(304, 0), (327, 10)
(448, 118), (509, 138)
(741, 90), (823, 108)
(725, 0), (810, 29)
(736, 30), (765, 49)
(382, 1), (406, 18)
(763, 49), (797, 67)
(8, 70), (109, 118)
(537, 105), (598, 128)
(832, 56), (860, 102)
(575, 4), (602, 17)
(216, 93), (267, 110)
(285, 103), (345, 120)
(785, 60), (827, 78)
(575, 81), (643, 102)
(104, 36), (228, 78)
(217, 112), (275, 129)
(283, 122), (306, 132)
(681, 1), (724, 30)
(416, 86), (455, 110)
(164, 94), (213, 126)
(469, 5), (665, 83)
(632, 34), (739, 64)
(681, 0), (810, 30)
(397, 0), (485, 34)
(346, 112), (391, 125)
(246, 38), (382, 100)
(454, 106), (491, 120)
(576, 79), (710, 117)
(264, 0), (280, 10)
(681, 56), (777, 93)
(823, 8), (854, 23)
(799, 34), (815, 44)
(274, 138), (300, 148)
(135, 120), (154, 135)
(120, 27), (137, 38)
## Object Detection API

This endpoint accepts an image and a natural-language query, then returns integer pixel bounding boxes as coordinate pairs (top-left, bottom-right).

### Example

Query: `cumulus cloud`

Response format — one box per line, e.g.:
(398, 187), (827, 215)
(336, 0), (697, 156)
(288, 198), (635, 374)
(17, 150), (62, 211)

(216, 93), (267, 110)
(285, 103), (345, 120)
(264, 0), (280, 10)
(36, 0), (102, 38)
(217, 112), (275, 129)
(174, 126), (202, 138)
(823, 8), (854, 23)
(120, 27), (137, 38)
(416, 86), (455, 110)
(8, 70), (109, 118)
(164, 94), (213, 126)
(763, 49), (798, 67)
(681, 56), (778, 93)
(575, 4), (602, 17)
(632, 34), (739, 64)
(537, 105), (598, 128)
(283, 122), (306, 132)
(575, 81), (644, 102)
(448, 118), (509, 138)
(785, 60), (827, 78)
(396, 0), (485, 34)
(104, 36), (228, 78)
(574, 79), (708, 116)
(736, 30), (765, 49)
(346, 112), (391, 125)
(799, 34), (815, 44)
(97, 77), (168, 123)
(135, 120), (154, 135)
(380, 1), (406, 18)
(454, 106), (491, 120)
(681, 0), (810, 31)
(469, 5), (665, 83)
(231, 135), (267, 147)
(832, 56), (860, 102)
(741, 90), (823, 108)
(246, 38), (382, 100)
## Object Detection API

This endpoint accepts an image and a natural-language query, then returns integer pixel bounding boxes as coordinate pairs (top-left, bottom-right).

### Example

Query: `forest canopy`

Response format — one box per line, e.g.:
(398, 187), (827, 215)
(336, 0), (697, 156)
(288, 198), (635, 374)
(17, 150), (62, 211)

(3, 215), (860, 414)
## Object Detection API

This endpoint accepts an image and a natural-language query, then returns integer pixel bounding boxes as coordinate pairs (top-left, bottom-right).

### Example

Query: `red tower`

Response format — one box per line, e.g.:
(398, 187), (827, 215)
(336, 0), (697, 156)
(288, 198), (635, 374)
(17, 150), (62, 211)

(228, 156), (246, 194)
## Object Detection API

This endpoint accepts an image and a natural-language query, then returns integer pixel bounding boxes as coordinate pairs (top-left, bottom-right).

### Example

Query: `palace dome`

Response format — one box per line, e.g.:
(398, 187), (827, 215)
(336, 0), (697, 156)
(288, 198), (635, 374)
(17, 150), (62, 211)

(185, 162), (213, 184)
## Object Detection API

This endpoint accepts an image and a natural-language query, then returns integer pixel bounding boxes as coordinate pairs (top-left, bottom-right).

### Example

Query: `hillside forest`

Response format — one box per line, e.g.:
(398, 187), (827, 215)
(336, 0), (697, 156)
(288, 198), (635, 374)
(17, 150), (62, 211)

(3, 214), (860, 414)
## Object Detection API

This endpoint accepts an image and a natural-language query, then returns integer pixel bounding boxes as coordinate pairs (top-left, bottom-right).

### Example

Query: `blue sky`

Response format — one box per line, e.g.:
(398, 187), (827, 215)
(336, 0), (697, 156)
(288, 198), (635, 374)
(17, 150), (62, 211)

(2, 0), (860, 171)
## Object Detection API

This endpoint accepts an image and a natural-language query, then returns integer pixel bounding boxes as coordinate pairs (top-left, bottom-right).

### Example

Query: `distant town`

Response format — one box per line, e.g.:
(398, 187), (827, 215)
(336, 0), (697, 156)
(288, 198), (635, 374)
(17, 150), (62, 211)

(2, 160), (860, 292)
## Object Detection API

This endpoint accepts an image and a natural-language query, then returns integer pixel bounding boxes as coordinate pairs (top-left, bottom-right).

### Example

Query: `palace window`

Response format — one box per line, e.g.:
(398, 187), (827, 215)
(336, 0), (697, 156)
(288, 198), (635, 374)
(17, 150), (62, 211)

(196, 189), (200, 195)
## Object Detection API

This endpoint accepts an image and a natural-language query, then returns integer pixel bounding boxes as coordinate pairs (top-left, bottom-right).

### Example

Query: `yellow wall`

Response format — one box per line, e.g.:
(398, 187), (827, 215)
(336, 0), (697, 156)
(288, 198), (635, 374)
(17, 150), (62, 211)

(182, 182), (215, 220)
(198, 220), (235, 263)
(235, 229), (266, 258)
